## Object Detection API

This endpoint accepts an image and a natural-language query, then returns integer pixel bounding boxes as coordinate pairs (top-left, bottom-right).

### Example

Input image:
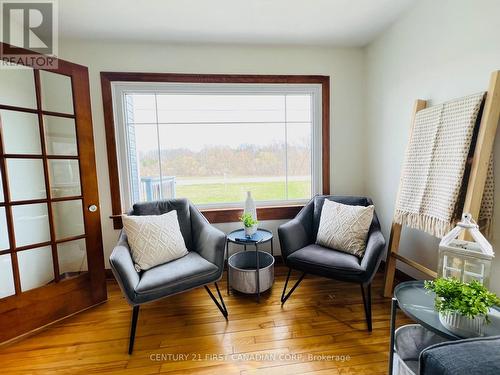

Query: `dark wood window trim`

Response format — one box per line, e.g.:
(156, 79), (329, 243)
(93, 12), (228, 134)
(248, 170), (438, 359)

(100, 72), (330, 228)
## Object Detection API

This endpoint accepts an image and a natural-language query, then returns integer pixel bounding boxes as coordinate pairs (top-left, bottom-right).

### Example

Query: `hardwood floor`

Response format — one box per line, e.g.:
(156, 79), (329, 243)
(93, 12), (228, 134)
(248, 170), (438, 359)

(0, 266), (410, 374)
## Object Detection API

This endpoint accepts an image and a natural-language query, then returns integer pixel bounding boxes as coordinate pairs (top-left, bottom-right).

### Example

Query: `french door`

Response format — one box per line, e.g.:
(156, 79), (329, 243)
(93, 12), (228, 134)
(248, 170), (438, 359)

(0, 44), (106, 343)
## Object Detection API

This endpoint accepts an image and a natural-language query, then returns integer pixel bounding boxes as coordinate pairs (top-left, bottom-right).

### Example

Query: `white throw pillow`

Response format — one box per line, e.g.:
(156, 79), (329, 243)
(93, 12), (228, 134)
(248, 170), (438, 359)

(122, 210), (189, 272)
(316, 199), (374, 257)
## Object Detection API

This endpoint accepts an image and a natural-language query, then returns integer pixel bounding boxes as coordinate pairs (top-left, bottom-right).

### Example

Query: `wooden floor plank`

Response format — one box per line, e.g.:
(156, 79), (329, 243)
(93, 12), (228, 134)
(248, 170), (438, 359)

(0, 266), (411, 374)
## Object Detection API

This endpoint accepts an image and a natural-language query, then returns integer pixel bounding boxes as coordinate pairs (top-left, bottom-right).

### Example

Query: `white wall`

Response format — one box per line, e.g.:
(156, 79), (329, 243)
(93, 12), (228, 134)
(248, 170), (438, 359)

(57, 40), (367, 264)
(365, 0), (500, 292)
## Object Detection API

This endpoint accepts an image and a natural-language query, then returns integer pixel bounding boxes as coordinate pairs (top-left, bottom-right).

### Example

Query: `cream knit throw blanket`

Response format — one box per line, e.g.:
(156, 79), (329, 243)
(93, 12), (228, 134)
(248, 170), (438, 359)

(394, 92), (494, 238)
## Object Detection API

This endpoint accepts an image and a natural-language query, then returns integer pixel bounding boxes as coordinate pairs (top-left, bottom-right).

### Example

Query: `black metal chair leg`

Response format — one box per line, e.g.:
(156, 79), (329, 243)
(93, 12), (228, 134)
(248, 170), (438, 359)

(205, 282), (228, 320)
(281, 268), (292, 302)
(226, 241), (230, 296)
(281, 268), (306, 305)
(128, 305), (140, 354)
(360, 283), (372, 332)
(255, 243), (260, 303)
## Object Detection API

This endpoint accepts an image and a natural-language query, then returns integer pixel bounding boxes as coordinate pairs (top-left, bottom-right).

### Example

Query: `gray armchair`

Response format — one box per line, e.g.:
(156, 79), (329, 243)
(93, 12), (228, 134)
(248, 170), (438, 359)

(420, 336), (500, 375)
(109, 199), (227, 354)
(278, 195), (385, 331)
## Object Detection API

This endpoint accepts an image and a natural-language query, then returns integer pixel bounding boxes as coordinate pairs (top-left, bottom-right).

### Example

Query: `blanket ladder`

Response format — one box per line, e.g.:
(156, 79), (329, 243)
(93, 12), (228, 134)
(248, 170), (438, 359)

(383, 70), (500, 297)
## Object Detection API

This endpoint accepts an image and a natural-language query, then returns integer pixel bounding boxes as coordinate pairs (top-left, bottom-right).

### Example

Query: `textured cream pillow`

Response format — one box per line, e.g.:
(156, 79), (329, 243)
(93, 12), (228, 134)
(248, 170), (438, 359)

(122, 210), (189, 272)
(316, 200), (374, 257)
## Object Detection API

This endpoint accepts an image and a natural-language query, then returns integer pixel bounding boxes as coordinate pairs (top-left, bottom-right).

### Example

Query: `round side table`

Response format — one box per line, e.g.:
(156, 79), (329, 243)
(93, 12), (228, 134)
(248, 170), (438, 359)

(226, 228), (273, 303)
(388, 280), (500, 374)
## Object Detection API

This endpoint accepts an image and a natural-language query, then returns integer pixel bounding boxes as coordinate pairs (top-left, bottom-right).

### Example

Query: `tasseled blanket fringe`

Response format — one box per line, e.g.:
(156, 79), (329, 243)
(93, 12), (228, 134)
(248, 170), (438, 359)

(394, 211), (453, 239)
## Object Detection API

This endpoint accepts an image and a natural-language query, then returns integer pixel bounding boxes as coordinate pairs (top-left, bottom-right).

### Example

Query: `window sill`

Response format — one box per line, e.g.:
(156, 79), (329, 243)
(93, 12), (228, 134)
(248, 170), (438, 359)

(201, 204), (303, 223)
(110, 204), (303, 229)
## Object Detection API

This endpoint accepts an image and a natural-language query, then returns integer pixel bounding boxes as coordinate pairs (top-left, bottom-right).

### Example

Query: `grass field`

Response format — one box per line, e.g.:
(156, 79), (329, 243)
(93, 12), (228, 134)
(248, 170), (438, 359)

(176, 180), (310, 205)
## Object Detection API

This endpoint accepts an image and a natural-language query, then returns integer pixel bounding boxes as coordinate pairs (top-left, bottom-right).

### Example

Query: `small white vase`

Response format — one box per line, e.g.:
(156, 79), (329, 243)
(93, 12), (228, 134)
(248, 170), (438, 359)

(244, 225), (258, 237)
(244, 191), (257, 221)
(439, 311), (486, 338)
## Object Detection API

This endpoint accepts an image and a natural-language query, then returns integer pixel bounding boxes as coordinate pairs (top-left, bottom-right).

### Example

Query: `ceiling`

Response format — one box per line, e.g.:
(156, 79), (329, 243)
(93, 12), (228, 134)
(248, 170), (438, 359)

(58, 0), (415, 47)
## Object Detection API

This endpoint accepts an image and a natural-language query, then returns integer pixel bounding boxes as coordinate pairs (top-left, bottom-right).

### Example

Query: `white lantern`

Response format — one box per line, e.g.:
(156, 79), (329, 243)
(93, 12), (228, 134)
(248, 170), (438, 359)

(438, 213), (494, 286)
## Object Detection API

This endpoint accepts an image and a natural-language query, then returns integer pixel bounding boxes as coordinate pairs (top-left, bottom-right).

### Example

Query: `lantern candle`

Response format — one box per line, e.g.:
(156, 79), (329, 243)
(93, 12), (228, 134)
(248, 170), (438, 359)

(438, 213), (494, 287)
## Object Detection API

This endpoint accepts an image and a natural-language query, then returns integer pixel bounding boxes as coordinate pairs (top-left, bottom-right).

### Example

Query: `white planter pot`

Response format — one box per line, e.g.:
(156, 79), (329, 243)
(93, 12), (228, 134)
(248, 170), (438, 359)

(439, 311), (486, 338)
(244, 225), (257, 237)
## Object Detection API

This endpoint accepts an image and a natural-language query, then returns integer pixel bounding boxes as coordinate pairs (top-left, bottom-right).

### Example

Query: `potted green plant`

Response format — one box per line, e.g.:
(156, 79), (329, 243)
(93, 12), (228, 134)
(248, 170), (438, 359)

(240, 213), (258, 237)
(425, 277), (500, 337)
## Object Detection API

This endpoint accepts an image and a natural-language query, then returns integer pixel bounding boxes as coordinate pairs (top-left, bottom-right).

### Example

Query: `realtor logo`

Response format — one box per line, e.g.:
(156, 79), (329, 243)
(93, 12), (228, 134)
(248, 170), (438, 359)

(0, 0), (58, 68)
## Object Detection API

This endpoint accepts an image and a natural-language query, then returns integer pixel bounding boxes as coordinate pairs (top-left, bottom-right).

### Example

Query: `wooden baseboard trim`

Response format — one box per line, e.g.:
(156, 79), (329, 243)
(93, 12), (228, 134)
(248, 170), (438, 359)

(105, 268), (115, 280)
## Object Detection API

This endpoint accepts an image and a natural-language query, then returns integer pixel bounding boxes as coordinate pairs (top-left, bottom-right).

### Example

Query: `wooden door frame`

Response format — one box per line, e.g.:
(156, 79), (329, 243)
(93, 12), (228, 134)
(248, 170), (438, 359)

(0, 42), (106, 343)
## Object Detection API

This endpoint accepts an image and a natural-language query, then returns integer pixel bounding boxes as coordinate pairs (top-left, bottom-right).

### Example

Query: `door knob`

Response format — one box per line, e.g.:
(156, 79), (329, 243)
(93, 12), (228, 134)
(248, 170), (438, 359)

(88, 204), (98, 212)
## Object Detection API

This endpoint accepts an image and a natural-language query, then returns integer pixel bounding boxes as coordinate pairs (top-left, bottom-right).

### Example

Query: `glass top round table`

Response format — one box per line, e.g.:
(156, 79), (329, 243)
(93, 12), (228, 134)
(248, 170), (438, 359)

(226, 228), (273, 245)
(388, 280), (500, 375)
(394, 280), (500, 340)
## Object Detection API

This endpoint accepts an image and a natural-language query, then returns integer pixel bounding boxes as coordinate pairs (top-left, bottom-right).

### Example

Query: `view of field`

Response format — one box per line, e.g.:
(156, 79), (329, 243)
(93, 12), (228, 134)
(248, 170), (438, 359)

(175, 178), (311, 204)
(136, 144), (312, 204)
(127, 93), (314, 205)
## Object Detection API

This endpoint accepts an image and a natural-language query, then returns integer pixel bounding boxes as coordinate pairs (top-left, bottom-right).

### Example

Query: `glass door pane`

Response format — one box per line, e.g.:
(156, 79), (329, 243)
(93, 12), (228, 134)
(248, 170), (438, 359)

(7, 159), (46, 201)
(0, 172), (3, 203)
(57, 239), (87, 279)
(0, 67), (36, 109)
(17, 246), (55, 291)
(0, 255), (15, 298)
(40, 71), (74, 114)
(0, 110), (41, 154)
(44, 116), (78, 156)
(12, 203), (51, 247)
(52, 200), (84, 240)
(0, 208), (9, 250)
(48, 159), (81, 198)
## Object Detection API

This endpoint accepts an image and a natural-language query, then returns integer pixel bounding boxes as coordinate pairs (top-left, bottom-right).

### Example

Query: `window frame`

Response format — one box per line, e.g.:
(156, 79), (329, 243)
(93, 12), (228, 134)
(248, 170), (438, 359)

(113, 83), (322, 209)
(101, 73), (330, 228)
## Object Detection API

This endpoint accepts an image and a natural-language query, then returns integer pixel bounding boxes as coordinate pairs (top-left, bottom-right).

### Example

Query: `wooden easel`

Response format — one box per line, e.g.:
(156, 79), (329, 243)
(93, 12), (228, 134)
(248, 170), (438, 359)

(383, 71), (500, 297)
